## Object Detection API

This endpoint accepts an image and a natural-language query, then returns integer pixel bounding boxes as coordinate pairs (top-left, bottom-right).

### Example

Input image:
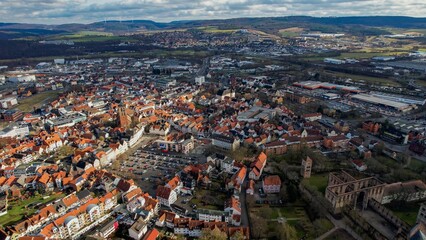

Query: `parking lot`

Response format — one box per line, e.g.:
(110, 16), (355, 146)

(115, 147), (206, 196)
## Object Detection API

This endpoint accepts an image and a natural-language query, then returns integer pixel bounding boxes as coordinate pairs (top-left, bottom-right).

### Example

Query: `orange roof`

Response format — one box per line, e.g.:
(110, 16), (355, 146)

(38, 173), (50, 185)
(166, 176), (180, 190)
(257, 152), (267, 163)
(62, 193), (79, 207)
(263, 175), (281, 186)
(143, 228), (159, 240)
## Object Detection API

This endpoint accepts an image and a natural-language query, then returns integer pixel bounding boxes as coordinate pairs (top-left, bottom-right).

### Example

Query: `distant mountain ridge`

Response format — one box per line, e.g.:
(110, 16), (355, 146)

(0, 16), (425, 39)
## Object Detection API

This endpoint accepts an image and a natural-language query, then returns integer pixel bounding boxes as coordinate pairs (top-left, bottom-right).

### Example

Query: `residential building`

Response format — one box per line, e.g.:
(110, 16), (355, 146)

(249, 152), (267, 180)
(212, 134), (239, 151)
(129, 218), (148, 240)
(262, 175), (281, 193)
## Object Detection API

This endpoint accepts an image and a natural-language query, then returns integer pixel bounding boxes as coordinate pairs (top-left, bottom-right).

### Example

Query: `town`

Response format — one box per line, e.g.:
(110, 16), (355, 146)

(0, 15), (425, 240)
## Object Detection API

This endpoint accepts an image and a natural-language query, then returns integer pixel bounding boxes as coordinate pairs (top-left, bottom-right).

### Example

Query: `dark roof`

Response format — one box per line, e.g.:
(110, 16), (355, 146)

(76, 189), (91, 200)
(212, 134), (234, 143)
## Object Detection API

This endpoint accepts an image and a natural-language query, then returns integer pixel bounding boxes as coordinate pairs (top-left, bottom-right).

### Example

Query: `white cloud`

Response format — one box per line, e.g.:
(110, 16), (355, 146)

(0, 0), (424, 24)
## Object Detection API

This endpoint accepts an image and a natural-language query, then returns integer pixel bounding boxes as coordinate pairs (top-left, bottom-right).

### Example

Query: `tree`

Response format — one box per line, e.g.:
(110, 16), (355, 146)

(200, 228), (227, 240)
(277, 223), (298, 240)
(251, 214), (268, 239)
(287, 183), (299, 203)
(56, 145), (74, 157)
(231, 230), (245, 240)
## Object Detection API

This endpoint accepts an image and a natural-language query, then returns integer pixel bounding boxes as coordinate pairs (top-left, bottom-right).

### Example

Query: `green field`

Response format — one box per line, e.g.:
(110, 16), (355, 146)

(407, 158), (426, 173)
(196, 26), (237, 34)
(270, 206), (305, 219)
(415, 80), (426, 87)
(303, 174), (329, 194)
(324, 70), (401, 87)
(0, 193), (65, 226)
(47, 31), (136, 42)
(338, 51), (407, 59)
(15, 91), (62, 112)
(386, 202), (421, 226)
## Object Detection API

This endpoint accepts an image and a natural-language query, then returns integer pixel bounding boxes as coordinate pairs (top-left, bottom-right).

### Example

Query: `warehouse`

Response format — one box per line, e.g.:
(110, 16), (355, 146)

(293, 81), (360, 93)
(351, 94), (414, 112)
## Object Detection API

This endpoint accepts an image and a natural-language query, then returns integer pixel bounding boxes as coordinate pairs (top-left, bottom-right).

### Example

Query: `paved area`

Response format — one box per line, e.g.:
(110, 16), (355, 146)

(358, 208), (396, 239)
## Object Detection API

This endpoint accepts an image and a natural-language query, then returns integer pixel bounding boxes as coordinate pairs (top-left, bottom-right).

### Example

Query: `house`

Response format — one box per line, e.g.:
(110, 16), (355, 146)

(142, 228), (160, 240)
(129, 217), (148, 240)
(197, 209), (230, 223)
(224, 196), (242, 226)
(97, 219), (119, 239)
(249, 152), (267, 180)
(212, 134), (240, 151)
(156, 186), (177, 207)
(246, 180), (255, 195)
(352, 159), (367, 172)
(264, 141), (287, 155)
(323, 135), (349, 149)
(262, 175), (281, 193)
(227, 166), (247, 193)
(302, 113), (322, 122)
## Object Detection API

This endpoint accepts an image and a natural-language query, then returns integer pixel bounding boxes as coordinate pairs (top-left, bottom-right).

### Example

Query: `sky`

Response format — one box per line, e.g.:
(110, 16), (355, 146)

(0, 0), (425, 24)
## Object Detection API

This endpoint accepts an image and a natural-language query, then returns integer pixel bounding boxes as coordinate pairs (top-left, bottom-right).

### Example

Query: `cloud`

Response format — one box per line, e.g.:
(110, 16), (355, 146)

(0, 0), (424, 24)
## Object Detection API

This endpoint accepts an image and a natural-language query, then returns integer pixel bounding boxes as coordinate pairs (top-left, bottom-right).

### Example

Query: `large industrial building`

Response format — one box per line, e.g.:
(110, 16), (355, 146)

(293, 81), (360, 93)
(351, 94), (414, 112)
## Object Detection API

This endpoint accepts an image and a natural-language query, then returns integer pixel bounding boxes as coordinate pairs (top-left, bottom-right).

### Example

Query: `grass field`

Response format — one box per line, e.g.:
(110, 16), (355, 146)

(381, 27), (426, 35)
(407, 158), (426, 172)
(47, 31), (136, 42)
(190, 189), (226, 211)
(197, 26), (237, 34)
(386, 202), (421, 226)
(324, 70), (401, 87)
(338, 52), (407, 59)
(279, 27), (304, 38)
(15, 91), (62, 112)
(270, 206), (305, 219)
(303, 174), (329, 194)
(415, 80), (426, 87)
(0, 193), (65, 226)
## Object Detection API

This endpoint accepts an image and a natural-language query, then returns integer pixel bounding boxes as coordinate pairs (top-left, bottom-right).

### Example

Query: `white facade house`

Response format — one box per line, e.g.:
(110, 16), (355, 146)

(197, 209), (230, 223)
(129, 218), (148, 240)
(8, 74), (37, 83)
(195, 76), (205, 85)
(0, 97), (18, 109)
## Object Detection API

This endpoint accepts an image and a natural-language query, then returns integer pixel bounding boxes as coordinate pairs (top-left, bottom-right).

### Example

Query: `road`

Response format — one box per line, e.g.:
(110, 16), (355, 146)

(239, 179), (249, 228)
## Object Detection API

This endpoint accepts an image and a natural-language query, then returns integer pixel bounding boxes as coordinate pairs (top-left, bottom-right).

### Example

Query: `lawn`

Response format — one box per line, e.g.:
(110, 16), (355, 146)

(270, 206), (305, 219)
(303, 174), (329, 194)
(0, 193), (65, 226)
(15, 91), (62, 112)
(408, 158), (426, 172)
(324, 70), (401, 87)
(196, 26), (237, 34)
(416, 80), (426, 87)
(190, 189), (227, 211)
(386, 201), (421, 226)
(279, 27), (304, 38)
(338, 51), (407, 59)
